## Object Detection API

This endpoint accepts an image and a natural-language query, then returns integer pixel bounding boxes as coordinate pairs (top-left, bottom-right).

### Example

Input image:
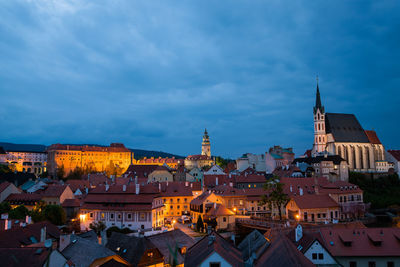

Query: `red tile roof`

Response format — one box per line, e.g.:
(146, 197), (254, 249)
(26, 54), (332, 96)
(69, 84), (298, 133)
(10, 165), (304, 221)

(40, 185), (69, 197)
(65, 180), (90, 192)
(159, 182), (193, 197)
(235, 174), (267, 184)
(47, 143), (131, 152)
(206, 204), (234, 217)
(186, 154), (211, 161)
(204, 174), (234, 188)
(61, 198), (82, 208)
(320, 227), (400, 257)
(0, 221), (60, 248)
(388, 150), (400, 161)
(364, 130), (382, 144)
(291, 194), (339, 209)
(6, 193), (42, 203)
(86, 173), (110, 186)
(0, 182), (12, 194)
(124, 164), (159, 178)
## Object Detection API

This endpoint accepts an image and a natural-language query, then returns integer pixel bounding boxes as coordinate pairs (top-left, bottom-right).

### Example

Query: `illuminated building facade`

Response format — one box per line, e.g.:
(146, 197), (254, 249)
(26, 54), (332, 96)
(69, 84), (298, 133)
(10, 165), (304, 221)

(47, 143), (132, 177)
(6, 150), (47, 176)
(184, 129), (214, 170)
(311, 82), (388, 173)
(134, 157), (183, 169)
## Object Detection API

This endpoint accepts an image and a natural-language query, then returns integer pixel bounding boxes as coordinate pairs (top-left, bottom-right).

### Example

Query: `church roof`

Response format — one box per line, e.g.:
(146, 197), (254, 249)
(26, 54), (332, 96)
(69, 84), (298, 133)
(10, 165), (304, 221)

(364, 130), (382, 144)
(325, 113), (370, 143)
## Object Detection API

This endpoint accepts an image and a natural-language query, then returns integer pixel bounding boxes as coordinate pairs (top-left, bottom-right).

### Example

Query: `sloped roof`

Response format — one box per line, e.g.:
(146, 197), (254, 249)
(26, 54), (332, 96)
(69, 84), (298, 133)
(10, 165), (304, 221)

(147, 229), (195, 265)
(185, 231), (244, 267)
(320, 227), (400, 257)
(0, 247), (51, 267)
(65, 180), (90, 192)
(292, 155), (345, 165)
(364, 130), (382, 144)
(235, 174), (267, 184)
(388, 150), (400, 161)
(40, 185), (69, 197)
(0, 221), (60, 248)
(63, 234), (115, 266)
(206, 204), (234, 217)
(325, 113), (369, 143)
(90, 255), (132, 267)
(255, 233), (314, 267)
(124, 165), (159, 178)
(159, 182), (193, 197)
(238, 230), (269, 261)
(291, 194), (339, 209)
(0, 182), (12, 194)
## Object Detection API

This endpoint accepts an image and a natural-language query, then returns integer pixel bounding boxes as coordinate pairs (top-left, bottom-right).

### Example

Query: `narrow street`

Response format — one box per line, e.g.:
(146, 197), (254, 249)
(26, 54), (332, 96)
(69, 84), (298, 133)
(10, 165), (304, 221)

(174, 222), (205, 242)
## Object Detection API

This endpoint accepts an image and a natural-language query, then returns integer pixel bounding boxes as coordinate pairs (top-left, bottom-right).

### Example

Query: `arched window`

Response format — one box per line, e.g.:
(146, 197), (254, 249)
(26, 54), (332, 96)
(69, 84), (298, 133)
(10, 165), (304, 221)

(319, 137), (321, 143)
(359, 146), (363, 169)
(318, 124), (320, 130)
(322, 124), (324, 130)
(366, 147), (370, 169)
(318, 113), (320, 120)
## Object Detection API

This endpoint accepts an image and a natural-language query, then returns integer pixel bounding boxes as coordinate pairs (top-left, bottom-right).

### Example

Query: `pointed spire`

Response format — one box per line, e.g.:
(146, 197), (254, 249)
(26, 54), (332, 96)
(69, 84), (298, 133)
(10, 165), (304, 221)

(313, 76), (324, 114)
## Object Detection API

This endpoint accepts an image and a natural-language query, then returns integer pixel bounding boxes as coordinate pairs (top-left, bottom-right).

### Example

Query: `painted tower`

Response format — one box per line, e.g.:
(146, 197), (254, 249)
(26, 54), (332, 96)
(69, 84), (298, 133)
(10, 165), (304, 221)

(312, 80), (327, 155)
(201, 129), (211, 157)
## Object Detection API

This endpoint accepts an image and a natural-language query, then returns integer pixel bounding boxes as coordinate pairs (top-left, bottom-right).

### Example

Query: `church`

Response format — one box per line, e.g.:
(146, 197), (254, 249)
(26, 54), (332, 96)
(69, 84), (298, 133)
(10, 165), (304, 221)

(311, 82), (389, 173)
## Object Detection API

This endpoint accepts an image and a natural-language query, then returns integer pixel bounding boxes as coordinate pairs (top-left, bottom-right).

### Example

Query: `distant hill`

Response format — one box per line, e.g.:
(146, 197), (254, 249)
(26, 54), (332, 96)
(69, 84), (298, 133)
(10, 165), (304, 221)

(0, 142), (184, 159)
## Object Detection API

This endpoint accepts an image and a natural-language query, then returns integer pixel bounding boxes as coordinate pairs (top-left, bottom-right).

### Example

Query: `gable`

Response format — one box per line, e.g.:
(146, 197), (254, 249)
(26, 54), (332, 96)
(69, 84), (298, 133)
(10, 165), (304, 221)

(303, 240), (337, 265)
(200, 251), (232, 267)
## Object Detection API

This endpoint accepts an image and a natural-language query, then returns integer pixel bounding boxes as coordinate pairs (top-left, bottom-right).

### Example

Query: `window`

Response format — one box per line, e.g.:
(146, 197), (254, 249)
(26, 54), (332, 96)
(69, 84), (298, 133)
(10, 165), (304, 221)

(127, 213), (132, 220)
(349, 261), (357, 267)
(210, 263), (220, 267)
(223, 217), (226, 222)
(312, 253), (317, 260)
(387, 262), (394, 267)
(110, 213), (114, 220)
(318, 253), (323, 260)
(117, 213), (122, 220)
(90, 213), (94, 218)
(368, 262), (376, 267)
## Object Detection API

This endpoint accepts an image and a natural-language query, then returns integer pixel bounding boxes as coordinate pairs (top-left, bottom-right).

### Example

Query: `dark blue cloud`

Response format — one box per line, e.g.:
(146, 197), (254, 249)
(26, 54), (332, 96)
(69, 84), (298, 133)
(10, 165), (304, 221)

(0, 0), (399, 158)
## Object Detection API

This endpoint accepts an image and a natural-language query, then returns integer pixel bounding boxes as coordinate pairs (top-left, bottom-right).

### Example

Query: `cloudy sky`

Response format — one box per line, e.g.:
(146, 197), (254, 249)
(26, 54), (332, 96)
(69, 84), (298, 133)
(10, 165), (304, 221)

(0, 1), (399, 158)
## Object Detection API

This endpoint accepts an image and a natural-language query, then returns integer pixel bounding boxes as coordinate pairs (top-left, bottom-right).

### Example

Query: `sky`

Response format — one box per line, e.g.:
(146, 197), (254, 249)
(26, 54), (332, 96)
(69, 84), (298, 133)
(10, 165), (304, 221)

(0, 1), (399, 158)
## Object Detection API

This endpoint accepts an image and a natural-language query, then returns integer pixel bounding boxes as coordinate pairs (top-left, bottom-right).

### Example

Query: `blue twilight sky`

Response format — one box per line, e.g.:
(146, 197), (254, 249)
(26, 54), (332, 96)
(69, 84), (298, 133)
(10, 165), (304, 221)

(0, 1), (399, 158)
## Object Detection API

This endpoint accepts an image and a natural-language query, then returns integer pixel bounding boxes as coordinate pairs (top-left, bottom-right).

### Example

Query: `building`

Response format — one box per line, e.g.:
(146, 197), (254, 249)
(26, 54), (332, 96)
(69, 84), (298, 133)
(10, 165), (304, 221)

(311, 82), (389, 173)
(6, 193), (43, 210)
(134, 156), (183, 169)
(184, 231), (244, 267)
(0, 181), (20, 202)
(0, 147), (7, 164)
(319, 227), (400, 267)
(293, 155), (349, 182)
(265, 146), (295, 173)
(47, 143), (132, 177)
(39, 184), (75, 205)
(386, 150), (400, 176)
(287, 224), (339, 266)
(5, 150), (47, 176)
(147, 165), (173, 183)
(237, 230), (270, 266)
(80, 184), (164, 231)
(185, 130), (214, 170)
(160, 182), (193, 220)
(236, 153), (266, 172)
(235, 173), (267, 189)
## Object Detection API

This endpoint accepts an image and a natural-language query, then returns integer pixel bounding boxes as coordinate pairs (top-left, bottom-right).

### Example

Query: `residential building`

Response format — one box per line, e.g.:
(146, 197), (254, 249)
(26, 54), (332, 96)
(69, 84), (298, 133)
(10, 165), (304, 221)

(235, 173), (267, 189)
(148, 165), (173, 183)
(184, 231), (244, 267)
(236, 153), (266, 172)
(386, 150), (400, 176)
(319, 227), (400, 267)
(39, 184), (75, 205)
(79, 184), (164, 231)
(187, 167), (203, 182)
(47, 143), (132, 177)
(204, 165), (225, 175)
(160, 182), (193, 219)
(204, 203), (236, 230)
(6, 193), (42, 210)
(190, 191), (224, 224)
(0, 181), (20, 202)
(292, 155), (349, 182)
(0, 147), (7, 164)
(311, 82), (389, 173)
(265, 146), (295, 173)
(237, 230), (270, 266)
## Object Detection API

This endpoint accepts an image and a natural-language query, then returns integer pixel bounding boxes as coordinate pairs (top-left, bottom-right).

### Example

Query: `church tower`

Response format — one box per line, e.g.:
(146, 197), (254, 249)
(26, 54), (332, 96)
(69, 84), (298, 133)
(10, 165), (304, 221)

(201, 129), (211, 157)
(312, 79), (327, 155)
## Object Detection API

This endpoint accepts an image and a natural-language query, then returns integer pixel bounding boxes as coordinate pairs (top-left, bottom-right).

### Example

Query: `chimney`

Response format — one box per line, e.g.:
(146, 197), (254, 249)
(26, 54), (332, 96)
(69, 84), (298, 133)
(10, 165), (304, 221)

(190, 183), (193, 188)
(105, 184), (109, 191)
(216, 177), (218, 186)
(40, 226), (46, 243)
(135, 176), (138, 184)
(229, 174), (231, 178)
(214, 202), (217, 209)
(299, 187), (303, 196)
(123, 185), (126, 192)
(135, 184), (140, 195)
(229, 182), (233, 187)
(85, 187), (89, 194)
(59, 234), (71, 251)
(25, 215), (32, 224)
(4, 219), (11, 230)
(159, 183), (161, 192)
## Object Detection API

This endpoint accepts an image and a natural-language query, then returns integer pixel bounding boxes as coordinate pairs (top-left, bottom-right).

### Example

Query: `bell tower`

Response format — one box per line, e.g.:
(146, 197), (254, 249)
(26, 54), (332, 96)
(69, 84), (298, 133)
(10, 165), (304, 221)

(201, 129), (211, 157)
(312, 78), (327, 155)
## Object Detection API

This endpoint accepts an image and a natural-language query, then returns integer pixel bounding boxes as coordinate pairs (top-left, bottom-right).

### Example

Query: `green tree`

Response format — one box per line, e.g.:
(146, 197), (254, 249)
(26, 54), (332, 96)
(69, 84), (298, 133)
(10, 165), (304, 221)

(196, 215), (204, 232)
(9, 205), (29, 220)
(56, 164), (65, 180)
(43, 205), (66, 225)
(0, 202), (11, 214)
(260, 177), (289, 221)
(90, 221), (107, 236)
(30, 201), (46, 223)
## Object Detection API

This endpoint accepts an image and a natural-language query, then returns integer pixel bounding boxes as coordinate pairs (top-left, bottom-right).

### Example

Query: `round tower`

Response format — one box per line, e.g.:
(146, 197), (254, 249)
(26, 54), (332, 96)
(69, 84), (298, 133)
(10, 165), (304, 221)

(201, 129), (211, 157)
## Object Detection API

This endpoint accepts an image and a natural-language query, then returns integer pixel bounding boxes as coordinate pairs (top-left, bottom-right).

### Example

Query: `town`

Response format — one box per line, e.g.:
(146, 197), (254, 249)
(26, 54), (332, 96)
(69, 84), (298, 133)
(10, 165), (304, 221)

(0, 84), (399, 267)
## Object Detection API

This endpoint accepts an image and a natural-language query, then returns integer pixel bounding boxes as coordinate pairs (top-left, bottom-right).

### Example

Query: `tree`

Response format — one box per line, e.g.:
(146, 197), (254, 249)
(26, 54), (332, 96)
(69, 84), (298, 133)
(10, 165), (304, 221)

(9, 205), (29, 220)
(56, 164), (65, 180)
(196, 215), (204, 232)
(43, 205), (66, 225)
(90, 221), (107, 236)
(30, 201), (46, 223)
(0, 202), (11, 215)
(260, 177), (289, 221)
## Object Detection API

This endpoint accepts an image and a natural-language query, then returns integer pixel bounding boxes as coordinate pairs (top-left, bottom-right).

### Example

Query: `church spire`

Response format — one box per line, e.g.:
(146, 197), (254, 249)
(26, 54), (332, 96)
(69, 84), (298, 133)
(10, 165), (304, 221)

(313, 77), (324, 114)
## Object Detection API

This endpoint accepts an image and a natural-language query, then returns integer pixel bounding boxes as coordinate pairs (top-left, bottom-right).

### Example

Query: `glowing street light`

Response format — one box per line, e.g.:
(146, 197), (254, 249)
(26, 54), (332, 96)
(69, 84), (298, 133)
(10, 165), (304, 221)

(295, 214), (300, 220)
(79, 214), (86, 221)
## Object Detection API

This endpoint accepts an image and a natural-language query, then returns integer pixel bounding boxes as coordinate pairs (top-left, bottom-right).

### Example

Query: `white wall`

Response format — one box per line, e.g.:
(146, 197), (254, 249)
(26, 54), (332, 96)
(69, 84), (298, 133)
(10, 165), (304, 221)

(304, 240), (337, 265)
(200, 252), (232, 267)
